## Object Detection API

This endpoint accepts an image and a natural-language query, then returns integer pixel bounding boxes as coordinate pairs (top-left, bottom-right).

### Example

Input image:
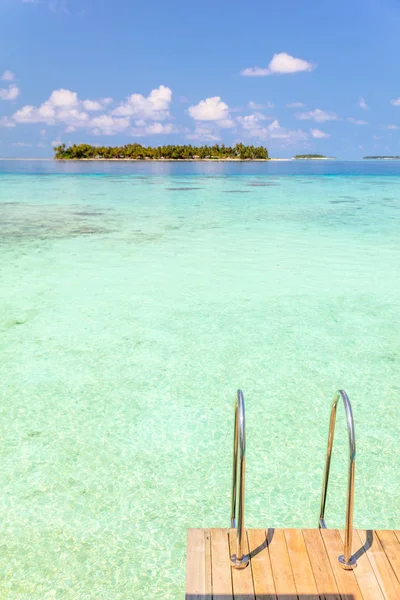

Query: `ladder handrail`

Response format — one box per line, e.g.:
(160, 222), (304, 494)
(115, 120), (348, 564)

(319, 389), (357, 569)
(230, 389), (249, 569)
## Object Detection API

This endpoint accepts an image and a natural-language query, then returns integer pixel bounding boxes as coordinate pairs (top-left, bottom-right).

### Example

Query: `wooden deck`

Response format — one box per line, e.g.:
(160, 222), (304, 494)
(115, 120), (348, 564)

(186, 528), (400, 600)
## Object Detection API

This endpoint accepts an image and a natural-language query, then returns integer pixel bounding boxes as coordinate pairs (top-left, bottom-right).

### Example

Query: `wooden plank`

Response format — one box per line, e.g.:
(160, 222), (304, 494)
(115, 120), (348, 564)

(186, 528), (400, 600)
(358, 530), (400, 600)
(229, 528), (255, 600)
(205, 528), (212, 599)
(394, 531), (400, 545)
(186, 528), (212, 600)
(267, 528), (297, 600)
(321, 528), (364, 600)
(376, 530), (400, 582)
(247, 529), (276, 600)
(339, 529), (385, 600)
(303, 529), (340, 600)
(358, 531), (400, 600)
(210, 528), (233, 600)
(284, 528), (318, 599)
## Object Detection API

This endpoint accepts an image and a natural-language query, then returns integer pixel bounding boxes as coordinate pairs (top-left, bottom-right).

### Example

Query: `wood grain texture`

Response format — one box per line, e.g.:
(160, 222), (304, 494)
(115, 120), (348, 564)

(247, 528), (276, 600)
(303, 528), (341, 600)
(321, 528), (363, 600)
(210, 528), (233, 600)
(186, 528), (212, 600)
(229, 528), (255, 600)
(268, 528), (297, 600)
(284, 528), (319, 599)
(185, 528), (400, 600)
(376, 530), (400, 582)
(342, 529), (385, 600)
(360, 530), (400, 600)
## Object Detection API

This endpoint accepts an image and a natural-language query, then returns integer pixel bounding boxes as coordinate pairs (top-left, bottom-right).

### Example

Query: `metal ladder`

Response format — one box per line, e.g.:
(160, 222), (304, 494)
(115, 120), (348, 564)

(230, 388), (357, 570)
(230, 390), (249, 569)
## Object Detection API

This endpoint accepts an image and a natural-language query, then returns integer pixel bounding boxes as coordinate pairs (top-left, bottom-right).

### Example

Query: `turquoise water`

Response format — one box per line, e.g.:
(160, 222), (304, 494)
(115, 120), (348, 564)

(1, 161), (399, 599)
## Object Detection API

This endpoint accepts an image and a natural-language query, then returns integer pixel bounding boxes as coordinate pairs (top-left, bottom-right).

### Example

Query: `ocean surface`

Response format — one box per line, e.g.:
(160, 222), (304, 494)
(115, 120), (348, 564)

(1, 160), (399, 599)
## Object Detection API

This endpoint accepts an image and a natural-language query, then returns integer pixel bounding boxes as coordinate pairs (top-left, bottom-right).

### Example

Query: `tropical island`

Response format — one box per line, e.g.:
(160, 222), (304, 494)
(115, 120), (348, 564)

(293, 154), (335, 160)
(363, 156), (400, 160)
(53, 143), (269, 160)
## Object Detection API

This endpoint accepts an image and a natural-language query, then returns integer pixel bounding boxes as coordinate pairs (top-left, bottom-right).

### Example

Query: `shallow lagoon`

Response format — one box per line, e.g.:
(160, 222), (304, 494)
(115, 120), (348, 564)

(1, 161), (399, 599)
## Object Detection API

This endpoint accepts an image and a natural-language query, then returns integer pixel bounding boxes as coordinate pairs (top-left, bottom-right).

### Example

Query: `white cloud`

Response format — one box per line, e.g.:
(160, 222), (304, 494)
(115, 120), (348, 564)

(0, 116), (16, 128)
(248, 100), (274, 110)
(6, 85), (176, 137)
(0, 84), (20, 101)
(383, 124), (399, 130)
(13, 90), (90, 130)
(241, 67), (270, 77)
(268, 53), (315, 74)
(241, 52), (315, 77)
(359, 97), (368, 110)
(286, 102), (305, 108)
(310, 128), (330, 138)
(266, 119), (308, 141)
(296, 108), (338, 122)
(218, 118), (235, 128)
(186, 126), (221, 142)
(132, 122), (175, 136)
(146, 122), (174, 134)
(13, 105), (48, 123)
(82, 99), (103, 111)
(90, 115), (130, 135)
(188, 96), (230, 121)
(50, 88), (78, 107)
(237, 112), (269, 137)
(237, 113), (307, 143)
(112, 85), (172, 120)
(81, 98), (112, 111)
(348, 117), (368, 125)
(13, 142), (33, 147)
(268, 120), (280, 130)
(40, 128), (47, 137)
(1, 70), (15, 81)
(391, 97), (400, 106)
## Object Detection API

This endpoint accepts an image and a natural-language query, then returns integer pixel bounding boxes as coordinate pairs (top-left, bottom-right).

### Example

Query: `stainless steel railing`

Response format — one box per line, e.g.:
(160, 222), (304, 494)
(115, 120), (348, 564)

(230, 389), (249, 569)
(319, 390), (357, 569)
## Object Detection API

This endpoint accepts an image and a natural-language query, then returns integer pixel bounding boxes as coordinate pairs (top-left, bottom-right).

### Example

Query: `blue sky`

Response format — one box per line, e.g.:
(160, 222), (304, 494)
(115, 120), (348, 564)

(1, 0), (400, 158)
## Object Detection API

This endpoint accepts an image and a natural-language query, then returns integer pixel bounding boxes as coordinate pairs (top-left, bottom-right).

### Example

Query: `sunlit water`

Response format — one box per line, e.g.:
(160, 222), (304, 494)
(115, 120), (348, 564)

(1, 160), (399, 599)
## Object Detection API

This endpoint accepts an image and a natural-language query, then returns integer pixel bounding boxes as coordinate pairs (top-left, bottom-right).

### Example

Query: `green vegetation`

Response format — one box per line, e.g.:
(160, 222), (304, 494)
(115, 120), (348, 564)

(293, 154), (330, 159)
(54, 143), (269, 160)
(363, 156), (400, 159)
